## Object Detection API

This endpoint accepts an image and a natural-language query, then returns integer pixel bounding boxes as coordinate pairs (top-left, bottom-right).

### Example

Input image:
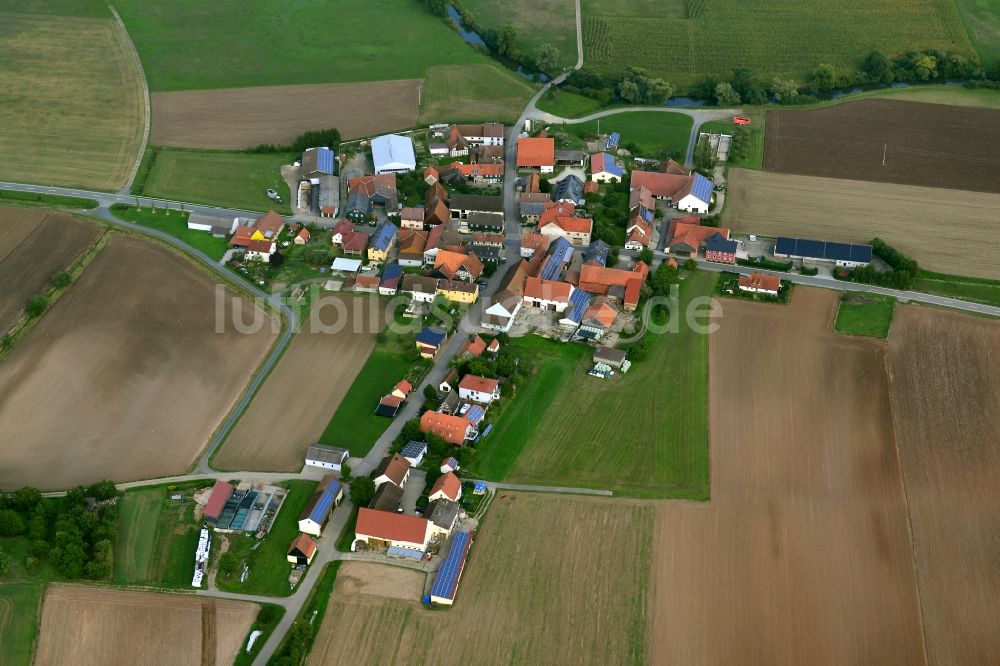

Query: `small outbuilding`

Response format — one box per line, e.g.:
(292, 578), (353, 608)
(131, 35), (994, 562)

(304, 445), (349, 472)
(400, 441), (428, 467)
(287, 534), (318, 566)
(593, 346), (627, 369)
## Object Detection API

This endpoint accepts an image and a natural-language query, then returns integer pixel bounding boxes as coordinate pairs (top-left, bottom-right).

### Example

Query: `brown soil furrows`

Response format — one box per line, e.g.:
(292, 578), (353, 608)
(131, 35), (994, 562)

(201, 599), (217, 666)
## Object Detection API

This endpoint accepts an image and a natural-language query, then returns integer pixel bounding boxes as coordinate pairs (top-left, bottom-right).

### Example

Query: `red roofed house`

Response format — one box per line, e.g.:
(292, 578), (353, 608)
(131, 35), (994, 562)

(354, 508), (432, 552)
(578, 298), (618, 341)
(203, 481), (234, 524)
(373, 453), (411, 488)
(625, 217), (653, 250)
(400, 207), (425, 230)
(521, 231), (550, 258)
(287, 534), (318, 565)
(294, 228), (311, 245)
(460, 335), (487, 358)
(429, 472), (462, 502)
(668, 220), (732, 256)
(739, 272), (781, 296)
(517, 137), (555, 173)
(578, 263), (646, 311)
(433, 249), (484, 282)
(630, 170), (712, 213)
(354, 274), (381, 293)
(445, 161), (504, 184)
(538, 215), (593, 246)
(391, 380), (411, 399)
(458, 374), (501, 404)
(423, 166), (439, 185)
(420, 411), (476, 444)
(245, 239), (276, 262)
(523, 276), (574, 312)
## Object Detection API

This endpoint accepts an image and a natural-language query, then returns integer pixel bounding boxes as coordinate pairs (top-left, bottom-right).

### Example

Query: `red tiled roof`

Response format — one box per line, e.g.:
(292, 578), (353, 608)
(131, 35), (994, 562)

(584, 301), (618, 328)
(517, 137), (555, 167)
(394, 379), (412, 396)
(288, 533), (317, 558)
(430, 472), (461, 501)
(355, 274), (380, 290)
(668, 222), (730, 251)
(584, 180), (599, 193)
(629, 170), (695, 199)
(255, 210), (285, 238)
(579, 264), (642, 290)
(434, 250), (483, 279)
(521, 232), (550, 253)
(376, 453), (411, 485)
(401, 207), (424, 222)
(342, 231), (369, 252)
(420, 411), (472, 445)
(297, 228), (310, 241)
(624, 277), (642, 308)
(538, 202), (575, 227)
(246, 239), (274, 254)
(348, 173), (397, 195)
(423, 166), (439, 181)
(524, 276), (573, 302)
(356, 508), (429, 544)
(462, 335), (487, 357)
(446, 161), (504, 178)
(739, 272), (781, 292)
(458, 374), (499, 395)
(204, 481), (233, 520)
(229, 226), (254, 247)
(541, 216), (593, 235)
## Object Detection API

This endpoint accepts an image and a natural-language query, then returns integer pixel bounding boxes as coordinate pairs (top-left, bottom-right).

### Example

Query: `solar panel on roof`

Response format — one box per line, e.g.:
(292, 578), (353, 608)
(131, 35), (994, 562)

(317, 147), (334, 174)
(605, 132), (620, 149)
(690, 174), (713, 203)
(308, 487), (337, 523)
(431, 531), (473, 600)
(466, 405), (485, 423)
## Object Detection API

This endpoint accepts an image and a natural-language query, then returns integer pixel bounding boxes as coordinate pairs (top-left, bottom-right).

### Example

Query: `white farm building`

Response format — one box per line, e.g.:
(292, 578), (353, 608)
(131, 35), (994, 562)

(372, 134), (416, 174)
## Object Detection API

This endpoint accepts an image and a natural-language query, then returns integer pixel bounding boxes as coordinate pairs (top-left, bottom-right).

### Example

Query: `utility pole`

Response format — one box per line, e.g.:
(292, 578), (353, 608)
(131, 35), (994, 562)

(882, 143), (887, 167)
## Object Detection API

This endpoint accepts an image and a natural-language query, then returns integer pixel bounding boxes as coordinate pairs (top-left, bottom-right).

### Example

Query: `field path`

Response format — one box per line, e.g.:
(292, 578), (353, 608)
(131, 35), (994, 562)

(108, 4), (150, 194)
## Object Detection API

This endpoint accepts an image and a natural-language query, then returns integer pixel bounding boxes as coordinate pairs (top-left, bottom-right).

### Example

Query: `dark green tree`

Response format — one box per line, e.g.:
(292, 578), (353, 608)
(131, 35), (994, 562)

(863, 50), (894, 83)
(349, 477), (376, 506)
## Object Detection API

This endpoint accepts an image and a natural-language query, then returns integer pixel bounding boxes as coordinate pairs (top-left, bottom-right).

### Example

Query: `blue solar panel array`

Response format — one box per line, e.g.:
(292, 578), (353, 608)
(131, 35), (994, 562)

(595, 153), (623, 177)
(690, 173), (713, 204)
(775, 237), (872, 263)
(565, 290), (591, 324)
(605, 132), (620, 149)
(308, 483), (340, 523)
(373, 221), (397, 251)
(637, 205), (654, 222)
(381, 261), (403, 282)
(431, 531), (473, 600)
(465, 405), (486, 423)
(401, 441), (426, 458)
(417, 327), (447, 346)
(316, 147), (334, 175)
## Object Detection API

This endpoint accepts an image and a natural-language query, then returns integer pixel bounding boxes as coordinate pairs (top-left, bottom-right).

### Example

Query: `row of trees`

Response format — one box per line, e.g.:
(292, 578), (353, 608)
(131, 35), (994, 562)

(250, 127), (341, 155)
(839, 238), (919, 290)
(0, 481), (119, 580)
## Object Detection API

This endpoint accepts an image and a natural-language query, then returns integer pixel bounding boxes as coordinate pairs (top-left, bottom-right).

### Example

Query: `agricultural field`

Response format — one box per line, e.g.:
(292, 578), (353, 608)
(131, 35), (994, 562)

(833, 293), (896, 338)
(0, 10), (145, 190)
(723, 168), (1000, 279)
(0, 207), (101, 334)
(0, 583), (43, 666)
(914, 270), (1000, 307)
(214, 295), (386, 471)
(497, 271), (714, 497)
(110, 204), (230, 261)
(317, 348), (414, 457)
(535, 89), (606, 117)
(652, 289), (925, 664)
(140, 149), (294, 214)
(113, 482), (214, 589)
(581, 0), (974, 88)
(417, 64), (536, 124)
(763, 100), (1000, 194)
(0, 235), (277, 490)
(461, 0), (578, 68)
(152, 80), (421, 149)
(837, 84), (1000, 110)
(565, 111), (694, 157)
(34, 585), (258, 666)
(310, 494), (653, 665)
(953, 0), (1000, 68)
(887, 306), (1000, 664)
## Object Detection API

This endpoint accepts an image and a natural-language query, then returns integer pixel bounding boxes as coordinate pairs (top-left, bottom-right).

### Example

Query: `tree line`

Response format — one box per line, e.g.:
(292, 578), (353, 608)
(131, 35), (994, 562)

(837, 238), (919, 290)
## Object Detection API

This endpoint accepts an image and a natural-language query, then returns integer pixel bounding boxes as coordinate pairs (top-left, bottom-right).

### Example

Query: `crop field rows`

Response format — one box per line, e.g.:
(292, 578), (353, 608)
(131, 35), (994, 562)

(581, 0), (974, 87)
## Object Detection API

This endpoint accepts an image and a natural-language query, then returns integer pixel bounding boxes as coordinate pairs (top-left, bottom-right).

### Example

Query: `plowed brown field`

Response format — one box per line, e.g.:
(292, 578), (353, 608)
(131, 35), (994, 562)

(34, 585), (257, 666)
(151, 80), (420, 149)
(651, 290), (926, 665)
(764, 99), (1000, 193)
(723, 168), (1000, 279)
(0, 235), (276, 490)
(213, 294), (384, 471)
(310, 494), (653, 665)
(887, 305), (1000, 665)
(0, 207), (100, 333)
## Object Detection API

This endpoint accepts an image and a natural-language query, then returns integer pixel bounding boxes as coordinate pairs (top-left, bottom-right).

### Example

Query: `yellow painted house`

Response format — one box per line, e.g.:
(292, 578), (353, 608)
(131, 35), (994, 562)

(437, 279), (479, 304)
(367, 220), (398, 263)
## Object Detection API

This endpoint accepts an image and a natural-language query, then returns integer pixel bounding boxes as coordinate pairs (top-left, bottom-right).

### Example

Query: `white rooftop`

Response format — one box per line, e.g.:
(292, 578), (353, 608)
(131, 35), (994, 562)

(371, 134), (416, 174)
(331, 257), (362, 273)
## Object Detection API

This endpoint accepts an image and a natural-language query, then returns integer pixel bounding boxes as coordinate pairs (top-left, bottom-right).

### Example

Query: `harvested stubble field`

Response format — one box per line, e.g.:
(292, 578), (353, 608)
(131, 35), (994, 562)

(652, 289), (927, 665)
(333, 561), (426, 601)
(723, 168), (1000, 279)
(887, 306), (1000, 665)
(34, 585), (257, 666)
(151, 80), (421, 149)
(0, 207), (100, 333)
(310, 494), (653, 665)
(214, 294), (386, 471)
(0, 12), (144, 191)
(0, 235), (276, 490)
(764, 100), (1000, 194)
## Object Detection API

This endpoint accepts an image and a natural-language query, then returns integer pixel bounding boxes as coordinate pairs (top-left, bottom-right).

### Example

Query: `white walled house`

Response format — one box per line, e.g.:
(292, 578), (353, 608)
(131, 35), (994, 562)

(354, 508), (433, 552)
(458, 375), (500, 404)
(304, 445), (349, 472)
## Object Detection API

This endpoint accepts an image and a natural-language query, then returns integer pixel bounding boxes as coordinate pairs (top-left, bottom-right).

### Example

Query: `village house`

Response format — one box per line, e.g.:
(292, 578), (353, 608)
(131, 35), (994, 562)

(433, 249), (484, 282)
(294, 227), (311, 245)
(443, 161), (504, 185)
(354, 274), (381, 294)
(739, 272), (782, 296)
(355, 508), (432, 552)
(368, 220), (398, 263)
(425, 183), (451, 227)
(244, 239), (276, 262)
(440, 457), (460, 474)
(426, 499), (461, 538)
(420, 410), (476, 444)
(287, 534), (318, 566)
(304, 444), (349, 472)
(520, 232), (550, 257)
(590, 152), (624, 182)
(577, 298), (619, 341)
(423, 166), (440, 185)
(437, 279), (479, 304)
(400, 207), (425, 230)
(516, 136), (555, 173)
(704, 232), (738, 264)
(538, 215), (593, 247)
(481, 261), (528, 332)
(465, 211), (504, 235)
(379, 262), (403, 295)
(429, 472), (463, 502)
(625, 217), (654, 250)
(519, 192), (551, 223)
(401, 274), (439, 303)
(346, 174), (399, 221)
(372, 133), (416, 174)
(460, 335), (487, 358)
(552, 175), (586, 205)
(373, 453), (411, 488)
(668, 219), (732, 258)
(577, 262), (648, 312)
(630, 169), (713, 214)
(438, 368), (459, 394)
(449, 193), (503, 220)
(458, 374), (501, 404)
(397, 228), (428, 267)
(523, 276), (574, 312)
(400, 441), (428, 467)
(416, 326), (447, 357)
(301, 146), (335, 179)
(297, 475), (344, 536)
